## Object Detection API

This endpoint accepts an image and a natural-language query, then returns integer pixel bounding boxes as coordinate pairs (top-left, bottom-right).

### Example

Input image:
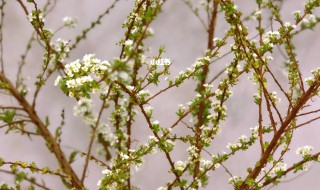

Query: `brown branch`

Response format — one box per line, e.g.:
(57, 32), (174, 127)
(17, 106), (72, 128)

(80, 99), (106, 184)
(239, 84), (319, 190)
(0, 169), (51, 190)
(0, 72), (82, 189)
(262, 152), (320, 187)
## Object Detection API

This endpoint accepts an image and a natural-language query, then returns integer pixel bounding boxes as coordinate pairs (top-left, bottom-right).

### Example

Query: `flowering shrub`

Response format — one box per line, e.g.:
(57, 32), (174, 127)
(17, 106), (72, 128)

(1, 0), (320, 189)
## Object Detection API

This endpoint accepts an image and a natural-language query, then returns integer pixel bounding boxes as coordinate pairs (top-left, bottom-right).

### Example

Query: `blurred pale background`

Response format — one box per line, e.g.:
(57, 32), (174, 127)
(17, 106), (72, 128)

(1, 0), (320, 189)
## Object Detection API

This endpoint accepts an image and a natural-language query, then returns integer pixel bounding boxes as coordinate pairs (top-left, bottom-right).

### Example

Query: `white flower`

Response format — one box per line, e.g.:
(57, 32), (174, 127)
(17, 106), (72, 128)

(63, 17), (77, 28)
(270, 162), (287, 176)
(54, 76), (62, 86)
(227, 142), (241, 150)
(148, 135), (158, 143)
(302, 163), (310, 171)
(157, 187), (167, 190)
(228, 176), (242, 185)
(254, 10), (262, 16)
(200, 158), (212, 168)
(66, 79), (76, 88)
(119, 152), (130, 160)
(102, 168), (112, 175)
(250, 126), (259, 138)
(144, 105), (153, 117)
(265, 56), (273, 61)
(284, 22), (291, 28)
(174, 161), (186, 172)
(124, 39), (133, 46)
(147, 27), (154, 35)
(126, 85), (135, 91)
(152, 120), (159, 125)
(97, 180), (102, 187)
(119, 71), (129, 80)
(187, 146), (198, 158)
(296, 145), (313, 156)
(238, 135), (247, 142)
(28, 12), (45, 23)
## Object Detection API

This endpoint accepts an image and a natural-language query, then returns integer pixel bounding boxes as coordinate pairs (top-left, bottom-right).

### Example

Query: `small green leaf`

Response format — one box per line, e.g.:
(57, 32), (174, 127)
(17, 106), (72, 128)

(69, 151), (78, 164)
(0, 110), (15, 123)
(45, 116), (50, 126)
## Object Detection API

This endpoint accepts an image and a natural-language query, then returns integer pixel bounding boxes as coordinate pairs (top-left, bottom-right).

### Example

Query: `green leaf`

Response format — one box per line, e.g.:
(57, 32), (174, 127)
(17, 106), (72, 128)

(0, 157), (3, 166)
(69, 151), (78, 164)
(0, 110), (15, 123)
(15, 172), (27, 183)
(45, 116), (50, 126)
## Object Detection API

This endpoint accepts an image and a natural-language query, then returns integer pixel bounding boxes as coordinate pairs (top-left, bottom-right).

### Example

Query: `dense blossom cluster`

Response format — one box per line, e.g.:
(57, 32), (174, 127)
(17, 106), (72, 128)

(55, 54), (112, 97)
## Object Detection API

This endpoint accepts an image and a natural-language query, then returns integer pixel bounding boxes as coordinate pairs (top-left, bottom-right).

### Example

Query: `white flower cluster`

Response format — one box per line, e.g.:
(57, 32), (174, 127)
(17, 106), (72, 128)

(187, 145), (199, 159)
(176, 104), (186, 116)
(97, 168), (113, 187)
(284, 22), (296, 29)
(226, 135), (247, 150)
(174, 160), (186, 172)
(173, 56), (212, 86)
(66, 76), (93, 88)
(148, 135), (158, 143)
(200, 158), (213, 169)
(119, 152), (130, 161)
(293, 10), (301, 21)
(124, 39), (133, 47)
(226, 64), (241, 77)
(194, 56), (211, 68)
(250, 126), (259, 138)
(152, 120), (159, 125)
(302, 163), (310, 171)
(137, 90), (151, 102)
(302, 14), (319, 29)
(305, 67), (320, 86)
(102, 168), (112, 176)
(305, 76), (314, 86)
(126, 85), (135, 91)
(296, 145), (313, 157)
(305, 14), (316, 24)
(270, 91), (281, 103)
(270, 162), (287, 176)
(209, 101), (227, 122)
(228, 176), (242, 185)
(215, 88), (233, 100)
(262, 31), (279, 45)
(73, 98), (97, 125)
(254, 9), (262, 17)
(160, 139), (175, 152)
(98, 123), (117, 146)
(144, 105), (153, 117)
(203, 83), (213, 93)
(65, 54), (110, 78)
(28, 11), (45, 23)
(51, 38), (70, 62)
(55, 54), (112, 97)
(202, 124), (221, 136)
(63, 17), (77, 28)
(253, 93), (261, 104)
